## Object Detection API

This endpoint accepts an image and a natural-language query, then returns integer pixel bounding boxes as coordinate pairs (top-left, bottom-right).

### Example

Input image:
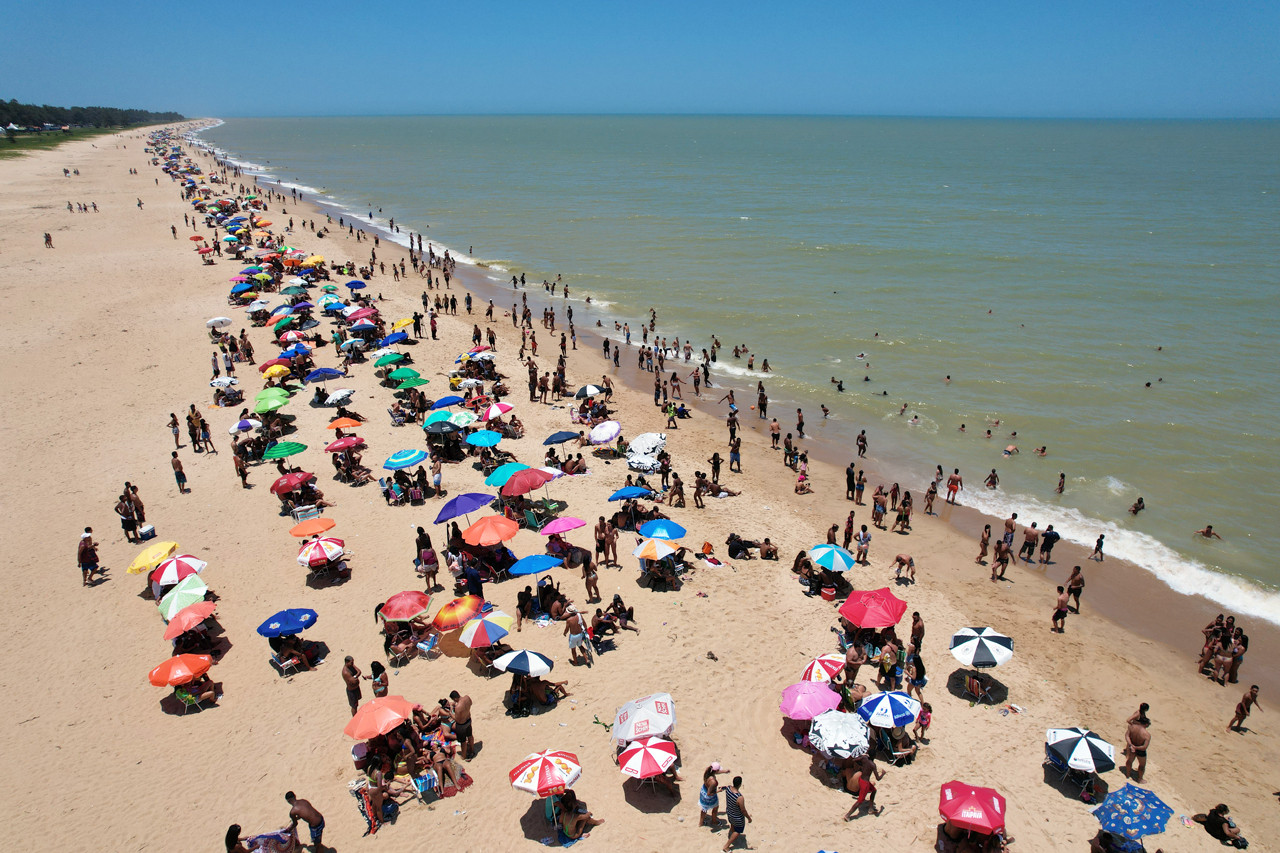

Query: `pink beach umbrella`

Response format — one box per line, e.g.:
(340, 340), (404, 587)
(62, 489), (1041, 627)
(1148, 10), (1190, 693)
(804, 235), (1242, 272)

(297, 537), (345, 568)
(780, 682), (841, 720)
(618, 736), (678, 780)
(801, 654), (846, 683)
(539, 516), (586, 536)
(481, 402), (514, 421)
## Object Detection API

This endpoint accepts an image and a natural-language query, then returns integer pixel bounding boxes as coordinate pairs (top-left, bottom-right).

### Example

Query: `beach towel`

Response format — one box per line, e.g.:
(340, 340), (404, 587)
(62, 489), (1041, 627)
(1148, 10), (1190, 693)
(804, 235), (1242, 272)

(244, 829), (297, 852)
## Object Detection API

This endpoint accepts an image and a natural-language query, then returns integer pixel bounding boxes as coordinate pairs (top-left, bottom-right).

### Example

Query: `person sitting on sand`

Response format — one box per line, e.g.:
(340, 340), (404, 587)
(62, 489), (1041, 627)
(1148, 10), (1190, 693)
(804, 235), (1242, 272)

(1202, 803), (1249, 848)
(606, 595), (639, 632)
(759, 538), (779, 560)
(558, 790), (604, 839)
(527, 674), (570, 705)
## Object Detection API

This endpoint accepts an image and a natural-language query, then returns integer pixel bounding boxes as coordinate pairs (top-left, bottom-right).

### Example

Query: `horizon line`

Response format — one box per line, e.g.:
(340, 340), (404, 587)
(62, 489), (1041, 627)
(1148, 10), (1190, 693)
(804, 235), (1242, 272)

(191, 112), (1280, 122)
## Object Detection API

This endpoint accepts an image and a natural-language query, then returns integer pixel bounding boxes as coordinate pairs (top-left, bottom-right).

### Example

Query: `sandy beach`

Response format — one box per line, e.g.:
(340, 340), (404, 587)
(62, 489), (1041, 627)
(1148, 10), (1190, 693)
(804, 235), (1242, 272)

(0, 127), (1275, 853)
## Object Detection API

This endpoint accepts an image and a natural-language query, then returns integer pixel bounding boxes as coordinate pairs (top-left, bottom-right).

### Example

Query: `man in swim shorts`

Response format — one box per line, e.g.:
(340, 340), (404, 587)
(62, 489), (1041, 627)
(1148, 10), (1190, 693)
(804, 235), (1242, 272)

(286, 792), (324, 852)
(1227, 685), (1262, 733)
(1052, 586), (1069, 633)
(945, 469), (963, 504)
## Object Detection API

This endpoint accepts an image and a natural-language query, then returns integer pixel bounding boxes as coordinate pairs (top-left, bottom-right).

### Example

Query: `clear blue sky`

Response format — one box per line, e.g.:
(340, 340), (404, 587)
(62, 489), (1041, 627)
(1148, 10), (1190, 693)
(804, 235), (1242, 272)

(5, 0), (1278, 117)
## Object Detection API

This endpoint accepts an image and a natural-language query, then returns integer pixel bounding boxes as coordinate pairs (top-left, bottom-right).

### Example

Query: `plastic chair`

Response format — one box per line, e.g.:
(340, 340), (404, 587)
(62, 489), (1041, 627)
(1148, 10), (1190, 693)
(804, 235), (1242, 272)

(963, 673), (994, 705)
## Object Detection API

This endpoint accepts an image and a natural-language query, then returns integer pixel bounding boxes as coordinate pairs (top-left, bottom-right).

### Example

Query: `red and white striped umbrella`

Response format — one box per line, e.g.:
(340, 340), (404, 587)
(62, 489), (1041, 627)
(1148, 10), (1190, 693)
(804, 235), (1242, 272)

(618, 736), (678, 780)
(509, 749), (582, 797)
(801, 653), (846, 683)
(150, 554), (207, 588)
(278, 330), (307, 343)
(481, 402), (514, 421)
(296, 537), (345, 567)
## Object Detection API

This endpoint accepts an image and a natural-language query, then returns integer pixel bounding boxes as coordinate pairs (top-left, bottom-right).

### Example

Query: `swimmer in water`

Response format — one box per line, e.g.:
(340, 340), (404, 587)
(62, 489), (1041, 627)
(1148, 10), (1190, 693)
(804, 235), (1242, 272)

(909, 416), (920, 425)
(985, 469), (999, 489)
(944, 375), (951, 385)
(1195, 525), (1223, 540)
(899, 404), (908, 416)
(821, 405), (830, 419)
(1129, 497), (1145, 515)
(984, 430), (992, 439)
(958, 424), (966, 433)
(856, 353), (866, 360)
(1035, 446), (1047, 456)
(1003, 445), (1019, 457)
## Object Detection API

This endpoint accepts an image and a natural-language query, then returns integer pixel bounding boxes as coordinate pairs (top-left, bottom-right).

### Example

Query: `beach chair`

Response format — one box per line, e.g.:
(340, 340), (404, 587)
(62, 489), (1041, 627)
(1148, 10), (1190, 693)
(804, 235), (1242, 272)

(523, 509), (548, 531)
(1043, 745), (1092, 793)
(388, 407), (406, 427)
(963, 673), (994, 705)
(409, 487), (424, 505)
(876, 728), (915, 766)
(416, 634), (440, 660)
(174, 686), (209, 714)
(270, 650), (300, 677)
(291, 504), (320, 523)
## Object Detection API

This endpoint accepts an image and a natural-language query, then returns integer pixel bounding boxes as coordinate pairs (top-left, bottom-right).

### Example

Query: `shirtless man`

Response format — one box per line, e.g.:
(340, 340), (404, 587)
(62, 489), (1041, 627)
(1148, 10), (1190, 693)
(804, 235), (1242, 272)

(448, 690), (474, 759)
(1052, 586), (1069, 633)
(1227, 685), (1262, 733)
(1124, 707), (1151, 782)
(945, 469), (963, 505)
(285, 792), (325, 852)
(1002, 512), (1018, 549)
(985, 468), (999, 489)
(77, 528), (101, 586)
(1019, 522), (1040, 563)
(604, 520), (619, 566)
(892, 554), (916, 584)
(1195, 525), (1223, 540)
(842, 754), (885, 819)
(172, 452), (188, 494)
(594, 516), (609, 564)
(342, 656), (368, 716)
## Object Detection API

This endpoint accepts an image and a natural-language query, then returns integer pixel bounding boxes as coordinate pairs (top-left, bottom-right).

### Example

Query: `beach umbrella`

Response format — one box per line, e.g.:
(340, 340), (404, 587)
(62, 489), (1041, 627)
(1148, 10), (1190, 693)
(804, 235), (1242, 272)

(575, 384), (603, 399)
(280, 344), (311, 359)
(433, 492), (497, 525)
(589, 421), (621, 444)
(838, 588), (908, 629)
(263, 441), (307, 460)
(949, 627), (1014, 669)
(1092, 784), (1172, 843)
(383, 448), (428, 470)
(189, 235), (205, 242)
(345, 280), (366, 290)
(424, 421), (460, 435)
(148, 653), (212, 687)
(325, 389), (355, 405)
(270, 472), (315, 495)
(628, 433), (666, 456)
(259, 357), (292, 372)
(273, 317), (298, 333)
(245, 299), (271, 311)
(162, 601), (218, 641)
(255, 384), (291, 403)
(459, 611), (514, 648)
(463, 515), (519, 546)
(344, 695), (415, 739)
(484, 462), (530, 487)
(388, 367), (421, 381)
(256, 387), (291, 401)
(391, 318), (413, 332)
(349, 320), (376, 333)
(158, 575), (209, 621)
(618, 736), (678, 780)
(228, 418), (263, 435)
(801, 653), (847, 683)
(150, 554), (207, 587)
(540, 516), (586, 536)
(509, 749), (581, 798)
(779, 682), (841, 721)
(327, 417), (362, 430)
(939, 781), (1007, 835)
(612, 693), (677, 742)
(230, 282), (254, 294)
(638, 519), (686, 540)
(809, 544), (858, 573)
(347, 307), (378, 322)
(257, 608), (318, 637)
(206, 316), (233, 329)
(465, 430), (503, 448)
(290, 517), (335, 538)
(633, 538), (678, 560)
(297, 537), (345, 567)
(278, 329), (306, 343)
(493, 649), (555, 677)
(304, 367), (344, 384)
(510, 555), (563, 576)
(380, 590), (432, 622)
(398, 377), (430, 390)
(1046, 728), (1116, 774)
(127, 540), (179, 575)
(501, 467), (555, 497)
(481, 402), (514, 421)
(380, 332), (409, 346)
(431, 395), (465, 410)
(374, 353), (405, 367)
(856, 691), (921, 728)
(544, 430), (578, 446)
(324, 436), (365, 453)
(448, 411), (478, 428)
(609, 486), (652, 501)
(808, 710), (871, 759)
(433, 595), (485, 631)
(321, 284), (338, 293)
(280, 285), (308, 296)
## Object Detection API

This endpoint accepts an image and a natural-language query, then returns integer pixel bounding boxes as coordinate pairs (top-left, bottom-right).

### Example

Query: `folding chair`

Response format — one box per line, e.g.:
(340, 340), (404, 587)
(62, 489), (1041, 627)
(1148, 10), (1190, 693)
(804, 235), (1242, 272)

(1043, 745), (1092, 793)
(174, 686), (209, 714)
(963, 673), (995, 705)
(270, 651), (300, 677)
(291, 505), (320, 523)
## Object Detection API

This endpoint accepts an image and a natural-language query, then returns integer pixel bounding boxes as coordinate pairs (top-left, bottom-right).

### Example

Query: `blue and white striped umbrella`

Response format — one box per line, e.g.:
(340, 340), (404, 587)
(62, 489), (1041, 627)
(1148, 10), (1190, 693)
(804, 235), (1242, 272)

(856, 690), (921, 728)
(383, 449), (428, 470)
(809, 544), (858, 572)
(492, 649), (554, 676)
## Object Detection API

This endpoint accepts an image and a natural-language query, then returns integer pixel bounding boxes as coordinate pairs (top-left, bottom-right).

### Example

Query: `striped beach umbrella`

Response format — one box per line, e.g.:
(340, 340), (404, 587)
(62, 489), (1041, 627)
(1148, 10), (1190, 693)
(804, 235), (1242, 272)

(809, 544), (858, 573)
(383, 449), (427, 470)
(801, 653), (846, 683)
(632, 538), (678, 561)
(493, 649), (555, 676)
(158, 575), (209, 621)
(481, 402), (514, 421)
(856, 690), (921, 728)
(618, 736), (678, 780)
(510, 749), (582, 797)
(1046, 728), (1116, 773)
(433, 595), (485, 631)
(949, 627), (1014, 669)
(459, 611), (514, 648)
(296, 537), (345, 568)
(150, 554), (207, 587)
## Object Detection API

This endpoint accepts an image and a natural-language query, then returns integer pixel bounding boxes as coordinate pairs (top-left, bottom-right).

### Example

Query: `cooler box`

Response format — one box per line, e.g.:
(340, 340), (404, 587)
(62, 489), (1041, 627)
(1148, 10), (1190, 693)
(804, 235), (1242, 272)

(820, 587), (837, 601)
(139, 524), (156, 541)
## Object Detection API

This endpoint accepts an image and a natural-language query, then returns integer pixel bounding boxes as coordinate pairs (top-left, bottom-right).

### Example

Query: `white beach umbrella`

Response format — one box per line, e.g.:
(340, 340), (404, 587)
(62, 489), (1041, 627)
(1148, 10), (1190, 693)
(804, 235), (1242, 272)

(206, 316), (233, 329)
(611, 693), (676, 743)
(809, 710), (871, 759)
(589, 420), (622, 445)
(1046, 728), (1116, 773)
(326, 389), (355, 405)
(950, 627), (1014, 669)
(628, 433), (666, 455)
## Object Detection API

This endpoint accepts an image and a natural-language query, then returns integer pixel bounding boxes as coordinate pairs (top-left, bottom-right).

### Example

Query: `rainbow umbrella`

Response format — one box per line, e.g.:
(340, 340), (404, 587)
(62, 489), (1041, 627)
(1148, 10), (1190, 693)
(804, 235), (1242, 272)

(459, 611), (514, 648)
(433, 595), (485, 630)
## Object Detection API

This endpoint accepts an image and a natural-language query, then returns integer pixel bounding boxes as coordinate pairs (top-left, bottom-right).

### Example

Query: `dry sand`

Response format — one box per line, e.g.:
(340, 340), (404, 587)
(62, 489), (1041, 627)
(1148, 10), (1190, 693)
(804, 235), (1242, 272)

(0, 128), (1276, 852)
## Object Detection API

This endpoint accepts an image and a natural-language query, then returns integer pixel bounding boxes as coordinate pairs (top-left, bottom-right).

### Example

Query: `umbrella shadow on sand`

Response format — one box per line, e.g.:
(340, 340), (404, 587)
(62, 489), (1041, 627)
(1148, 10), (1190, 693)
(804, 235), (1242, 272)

(945, 668), (1009, 705)
(517, 797), (558, 843)
(1042, 763), (1111, 800)
(621, 776), (681, 814)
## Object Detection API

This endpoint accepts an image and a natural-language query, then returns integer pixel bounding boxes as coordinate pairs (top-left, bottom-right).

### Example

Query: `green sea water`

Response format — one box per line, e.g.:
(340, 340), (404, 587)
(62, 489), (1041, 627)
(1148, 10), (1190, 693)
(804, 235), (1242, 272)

(195, 116), (1280, 623)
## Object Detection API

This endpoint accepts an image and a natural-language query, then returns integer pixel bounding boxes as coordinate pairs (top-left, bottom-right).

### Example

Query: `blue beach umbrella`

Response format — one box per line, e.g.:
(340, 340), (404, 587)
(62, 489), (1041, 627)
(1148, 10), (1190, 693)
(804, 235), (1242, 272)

(379, 332), (408, 347)
(256, 608), (318, 637)
(856, 691), (921, 728)
(809, 544), (858, 573)
(230, 282), (253, 294)
(431, 395), (465, 410)
(510, 555), (563, 576)
(305, 367), (344, 384)
(609, 486), (652, 502)
(339, 338), (365, 350)
(279, 344), (311, 359)
(384, 449), (428, 470)
(544, 431), (578, 446)
(433, 493), (499, 525)
(293, 301), (315, 310)
(638, 519), (686, 540)
(484, 462), (531, 488)
(1092, 784), (1173, 843)
(270, 304), (294, 316)
(346, 281), (366, 290)
(465, 430), (503, 448)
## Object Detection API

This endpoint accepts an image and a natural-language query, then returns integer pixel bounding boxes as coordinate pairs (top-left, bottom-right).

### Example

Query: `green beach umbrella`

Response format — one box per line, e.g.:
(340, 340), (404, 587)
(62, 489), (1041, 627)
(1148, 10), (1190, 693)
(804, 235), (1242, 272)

(158, 575), (209, 622)
(253, 397), (290, 414)
(397, 377), (430, 390)
(449, 411), (478, 428)
(262, 441), (307, 460)
(281, 285), (309, 296)
(374, 353), (405, 367)
(256, 388), (291, 400)
(321, 285), (338, 293)
(388, 367), (421, 380)
(273, 317), (297, 332)
(424, 410), (453, 426)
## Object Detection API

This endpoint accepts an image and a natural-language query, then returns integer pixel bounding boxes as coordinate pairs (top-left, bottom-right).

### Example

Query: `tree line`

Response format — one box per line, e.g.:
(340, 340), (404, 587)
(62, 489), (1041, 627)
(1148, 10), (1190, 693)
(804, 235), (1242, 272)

(1, 99), (185, 129)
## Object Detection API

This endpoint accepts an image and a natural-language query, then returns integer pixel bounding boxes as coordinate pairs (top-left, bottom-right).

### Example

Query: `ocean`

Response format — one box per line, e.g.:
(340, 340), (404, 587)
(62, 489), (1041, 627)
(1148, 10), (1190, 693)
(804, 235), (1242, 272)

(193, 116), (1280, 623)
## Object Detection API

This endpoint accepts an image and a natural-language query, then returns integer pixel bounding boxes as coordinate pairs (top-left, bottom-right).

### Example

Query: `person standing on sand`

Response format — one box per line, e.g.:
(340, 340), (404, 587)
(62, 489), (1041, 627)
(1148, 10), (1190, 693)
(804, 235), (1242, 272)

(856, 430), (868, 458)
(1066, 565), (1084, 612)
(843, 512), (856, 550)
(78, 528), (101, 587)
(171, 452), (188, 494)
(975, 524), (990, 565)
(946, 468), (963, 504)
(1052, 586), (1069, 633)
(842, 755), (884, 820)
(721, 776), (752, 850)
(285, 792), (324, 853)
(729, 436), (742, 473)
(233, 452), (249, 487)
(1124, 705), (1151, 782)
(1038, 524), (1061, 564)
(1018, 522), (1039, 562)
(1227, 685), (1262, 733)
(448, 690), (475, 759)
(342, 656), (368, 716)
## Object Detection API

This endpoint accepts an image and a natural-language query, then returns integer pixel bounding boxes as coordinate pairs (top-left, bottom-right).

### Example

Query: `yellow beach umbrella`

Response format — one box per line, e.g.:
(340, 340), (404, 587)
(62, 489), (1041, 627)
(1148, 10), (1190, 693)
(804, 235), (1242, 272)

(127, 541), (179, 575)
(262, 364), (290, 379)
(391, 318), (414, 332)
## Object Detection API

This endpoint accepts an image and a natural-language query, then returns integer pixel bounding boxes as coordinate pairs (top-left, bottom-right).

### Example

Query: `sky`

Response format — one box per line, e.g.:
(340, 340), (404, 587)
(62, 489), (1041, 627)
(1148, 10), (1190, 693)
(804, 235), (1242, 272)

(4, 0), (1278, 118)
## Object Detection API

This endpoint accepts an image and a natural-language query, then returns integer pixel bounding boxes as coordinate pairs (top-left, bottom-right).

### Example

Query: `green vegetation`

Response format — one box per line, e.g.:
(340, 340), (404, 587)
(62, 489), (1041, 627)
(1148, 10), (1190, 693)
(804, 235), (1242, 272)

(0, 125), (127, 158)
(1, 99), (184, 129)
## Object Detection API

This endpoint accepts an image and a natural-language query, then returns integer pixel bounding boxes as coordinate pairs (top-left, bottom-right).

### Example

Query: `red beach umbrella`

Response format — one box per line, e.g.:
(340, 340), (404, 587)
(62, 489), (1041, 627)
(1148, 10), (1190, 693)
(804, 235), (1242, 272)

(501, 467), (554, 497)
(380, 590), (433, 622)
(838, 588), (908, 629)
(148, 653), (212, 686)
(324, 437), (365, 453)
(939, 780), (1006, 834)
(162, 601), (218, 640)
(270, 472), (315, 495)
(344, 695), (416, 739)
(259, 357), (292, 372)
